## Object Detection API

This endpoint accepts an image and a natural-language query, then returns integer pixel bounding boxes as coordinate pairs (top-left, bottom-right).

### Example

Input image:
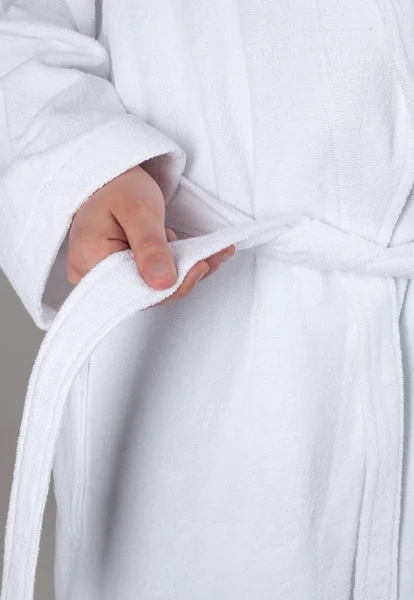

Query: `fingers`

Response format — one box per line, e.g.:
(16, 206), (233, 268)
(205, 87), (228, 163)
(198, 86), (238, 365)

(113, 187), (178, 290)
(156, 244), (236, 306)
(66, 159), (237, 303)
(165, 227), (178, 242)
(67, 199), (129, 285)
(159, 260), (210, 305)
(202, 245), (236, 279)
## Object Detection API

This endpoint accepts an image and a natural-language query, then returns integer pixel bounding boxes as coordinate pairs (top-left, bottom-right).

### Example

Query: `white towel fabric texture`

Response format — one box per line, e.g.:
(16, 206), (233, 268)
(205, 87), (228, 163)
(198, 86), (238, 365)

(2, 1), (414, 599)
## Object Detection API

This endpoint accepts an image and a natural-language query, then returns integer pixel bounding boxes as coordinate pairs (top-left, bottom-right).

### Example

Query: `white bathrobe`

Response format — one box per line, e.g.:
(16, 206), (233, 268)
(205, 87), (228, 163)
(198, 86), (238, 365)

(1, 1), (414, 599)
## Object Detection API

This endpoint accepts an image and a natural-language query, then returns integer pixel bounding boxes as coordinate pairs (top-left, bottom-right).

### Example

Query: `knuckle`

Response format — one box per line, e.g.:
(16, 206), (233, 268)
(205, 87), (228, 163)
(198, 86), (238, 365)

(140, 233), (168, 248)
(68, 241), (102, 278)
(109, 195), (136, 218)
(111, 193), (164, 221)
(137, 236), (169, 260)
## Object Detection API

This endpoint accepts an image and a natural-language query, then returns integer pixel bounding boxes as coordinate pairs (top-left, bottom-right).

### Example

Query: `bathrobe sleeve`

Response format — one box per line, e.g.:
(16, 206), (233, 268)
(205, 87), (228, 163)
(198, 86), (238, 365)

(0, 0), (186, 331)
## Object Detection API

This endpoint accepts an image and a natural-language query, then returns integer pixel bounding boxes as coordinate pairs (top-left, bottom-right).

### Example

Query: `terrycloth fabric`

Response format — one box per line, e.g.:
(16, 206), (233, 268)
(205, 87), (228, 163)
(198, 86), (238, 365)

(1, 1), (414, 599)
(3, 176), (414, 600)
(399, 278), (414, 599)
(387, 180), (414, 599)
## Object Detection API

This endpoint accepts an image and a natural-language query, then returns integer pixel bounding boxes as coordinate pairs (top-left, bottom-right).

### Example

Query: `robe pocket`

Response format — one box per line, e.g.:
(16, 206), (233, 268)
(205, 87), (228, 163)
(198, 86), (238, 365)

(52, 358), (90, 547)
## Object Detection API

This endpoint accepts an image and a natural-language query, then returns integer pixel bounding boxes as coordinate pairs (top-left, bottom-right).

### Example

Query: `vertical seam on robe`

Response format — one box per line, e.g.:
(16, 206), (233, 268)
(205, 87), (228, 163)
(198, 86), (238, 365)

(352, 277), (403, 599)
(350, 280), (380, 599)
(345, 284), (368, 596)
(313, 0), (343, 228)
(0, 88), (12, 167)
(360, 283), (380, 598)
(178, 3), (219, 199)
(244, 252), (259, 382)
(386, 276), (405, 600)
(233, 0), (256, 218)
(72, 357), (90, 548)
(375, 0), (414, 244)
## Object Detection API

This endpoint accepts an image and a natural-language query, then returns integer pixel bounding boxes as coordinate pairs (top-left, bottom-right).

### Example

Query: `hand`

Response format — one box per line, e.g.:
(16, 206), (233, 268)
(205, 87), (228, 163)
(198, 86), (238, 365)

(67, 164), (235, 305)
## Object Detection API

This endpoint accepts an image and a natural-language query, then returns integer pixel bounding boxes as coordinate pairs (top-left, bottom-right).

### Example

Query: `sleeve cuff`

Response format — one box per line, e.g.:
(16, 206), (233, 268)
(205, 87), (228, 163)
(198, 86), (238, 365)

(11, 114), (186, 330)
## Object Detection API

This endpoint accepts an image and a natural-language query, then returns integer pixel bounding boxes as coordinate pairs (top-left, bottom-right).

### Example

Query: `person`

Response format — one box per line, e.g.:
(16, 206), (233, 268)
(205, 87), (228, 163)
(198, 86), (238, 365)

(1, 1), (414, 598)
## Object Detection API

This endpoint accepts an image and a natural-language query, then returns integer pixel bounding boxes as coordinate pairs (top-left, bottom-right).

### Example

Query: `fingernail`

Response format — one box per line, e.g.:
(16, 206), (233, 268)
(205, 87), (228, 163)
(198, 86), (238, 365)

(148, 260), (175, 279)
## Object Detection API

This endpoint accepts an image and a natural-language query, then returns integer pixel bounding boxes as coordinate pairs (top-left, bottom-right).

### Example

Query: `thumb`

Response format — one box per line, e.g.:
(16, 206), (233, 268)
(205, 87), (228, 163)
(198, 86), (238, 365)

(119, 201), (178, 291)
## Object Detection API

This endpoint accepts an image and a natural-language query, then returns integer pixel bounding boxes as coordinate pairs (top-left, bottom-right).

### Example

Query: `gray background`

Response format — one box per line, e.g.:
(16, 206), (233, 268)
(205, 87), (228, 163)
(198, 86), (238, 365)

(0, 270), (55, 599)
